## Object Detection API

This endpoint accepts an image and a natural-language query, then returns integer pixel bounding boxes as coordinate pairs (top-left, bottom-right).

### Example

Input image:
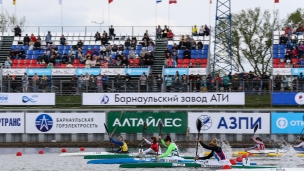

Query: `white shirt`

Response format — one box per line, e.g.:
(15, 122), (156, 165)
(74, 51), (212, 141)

(294, 142), (304, 148)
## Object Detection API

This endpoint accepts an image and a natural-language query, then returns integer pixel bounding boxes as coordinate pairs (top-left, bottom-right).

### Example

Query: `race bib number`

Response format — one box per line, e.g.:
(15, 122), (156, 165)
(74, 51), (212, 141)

(172, 163), (185, 167)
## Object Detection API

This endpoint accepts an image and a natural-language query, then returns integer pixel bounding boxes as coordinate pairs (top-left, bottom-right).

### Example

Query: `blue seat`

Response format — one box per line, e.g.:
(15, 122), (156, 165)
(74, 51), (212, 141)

(83, 50), (87, 54)
(111, 54), (116, 59)
(273, 44), (279, 49)
(178, 50), (184, 55)
(279, 53), (285, 58)
(203, 54), (208, 58)
(204, 45), (209, 49)
(197, 50), (203, 55)
(58, 46), (64, 50)
(26, 50), (33, 55)
(136, 50), (141, 54)
(273, 53), (279, 58)
(137, 45), (142, 50)
(168, 45), (172, 50)
(280, 49), (285, 54)
(64, 45), (71, 50)
(11, 45), (16, 50)
(83, 45), (88, 50)
(33, 55), (38, 59)
(191, 54), (197, 58)
(58, 50), (64, 54)
(178, 54), (184, 59)
(94, 46), (100, 50)
(196, 55), (203, 59)
(191, 50), (197, 55)
(17, 45), (23, 50)
(279, 44), (285, 49)
(23, 46), (29, 50)
(203, 50), (208, 55)
(33, 51), (40, 55)
(89, 45), (95, 50)
(124, 50), (130, 55)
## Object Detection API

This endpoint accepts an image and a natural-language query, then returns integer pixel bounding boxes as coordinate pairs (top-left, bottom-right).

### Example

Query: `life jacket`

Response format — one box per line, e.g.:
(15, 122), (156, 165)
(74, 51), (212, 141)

(150, 142), (159, 152)
(120, 141), (128, 152)
(213, 149), (227, 161)
(171, 143), (180, 157)
(257, 143), (265, 150)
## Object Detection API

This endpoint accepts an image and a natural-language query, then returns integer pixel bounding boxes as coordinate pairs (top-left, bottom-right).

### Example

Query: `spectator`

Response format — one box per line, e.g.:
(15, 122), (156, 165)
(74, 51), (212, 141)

(173, 71), (181, 91)
(103, 30), (108, 38)
(296, 24), (304, 35)
(167, 30), (174, 39)
(261, 72), (269, 91)
(93, 48), (100, 56)
(165, 75), (172, 92)
(199, 25), (205, 36)
(22, 73), (28, 92)
(124, 74), (131, 90)
(29, 40), (34, 50)
(189, 74), (195, 91)
(86, 48), (93, 56)
(75, 48), (83, 59)
(94, 31), (101, 41)
(106, 45), (112, 56)
(195, 74), (201, 92)
(222, 73), (230, 92)
(121, 56), (129, 66)
(181, 74), (188, 91)
(85, 56), (92, 68)
(140, 47), (147, 58)
(144, 30), (150, 38)
(183, 48), (191, 59)
(40, 75), (47, 92)
(61, 54), (68, 64)
(60, 35), (66, 45)
(206, 74), (214, 90)
(101, 35), (108, 45)
(14, 25), (21, 37)
(115, 57), (122, 66)
(284, 24), (293, 36)
(156, 74), (163, 92)
(298, 72), (304, 90)
(285, 60), (292, 68)
(96, 74), (103, 92)
(156, 25), (162, 40)
(23, 34), (30, 45)
(9, 49), (15, 59)
(131, 37), (137, 48)
(191, 39), (197, 50)
(197, 40), (203, 50)
(204, 25), (210, 36)
(32, 73), (39, 92)
(102, 74), (109, 92)
(100, 44), (106, 56)
(231, 73), (240, 91)
(274, 73), (282, 91)
(88, 74), (96, 91)
(172, 43), (179, 51)
(115, 74), (123, 91)
(118, 44), (124, 54)
(34, 40), (41, 50)
(140, 73), (147, 91)
(162, 25), (169, 39)
(124, 39), (131, 50)
(142, 38), (148, 47)
(165, 52), (171, 59)
(45, 31), (52, 44)
(129, 48), (136, 59)
(215, 74), (223, 91)
(147, 43), (155, 55)
(30, 34), (37, 42)
(112, 44), (118, 54)
(109, 25), (116, 39)
(192, 25), (198, 36)
(37, 35), (41, 41)
(147, 73), (154, 92)
(67, 54), (74, 64)
(4, 57), (12, 68)
(77, 40), (84, 49)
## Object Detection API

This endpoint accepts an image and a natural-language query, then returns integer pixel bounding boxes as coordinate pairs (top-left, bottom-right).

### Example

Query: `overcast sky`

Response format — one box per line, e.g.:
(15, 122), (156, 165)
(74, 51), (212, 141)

(0, 0), (301, 27)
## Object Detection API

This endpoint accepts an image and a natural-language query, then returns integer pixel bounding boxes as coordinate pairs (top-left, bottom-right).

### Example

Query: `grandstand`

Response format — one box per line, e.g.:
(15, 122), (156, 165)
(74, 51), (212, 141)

(0, 26), (211, 93)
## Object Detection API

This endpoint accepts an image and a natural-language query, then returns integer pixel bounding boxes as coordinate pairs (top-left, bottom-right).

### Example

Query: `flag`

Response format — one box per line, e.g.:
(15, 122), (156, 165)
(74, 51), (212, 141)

(109, 0), (113, 4)
(169, 0), (176, 4)
(275, 0), (279, 3)
(13, 0), (16, 5)
(210, 0), (212, 4)
(156, 0), (162, 3)
(59, 0), (62, 5)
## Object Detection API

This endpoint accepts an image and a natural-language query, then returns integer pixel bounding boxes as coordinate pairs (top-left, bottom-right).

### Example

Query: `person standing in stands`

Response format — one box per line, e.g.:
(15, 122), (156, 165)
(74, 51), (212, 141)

(45, 31), (52, 44)
(14, 25), (21, 37)
(109, 25), (116, 39)
(162, 25), (169, 39)
(183, 48), (191, 59)
(102, 74), (108, 92)
(192, 25), (198, 36)
(23, 34), (30, 45)
(156, 25), (162, 40)
(22, 73), (28, 92)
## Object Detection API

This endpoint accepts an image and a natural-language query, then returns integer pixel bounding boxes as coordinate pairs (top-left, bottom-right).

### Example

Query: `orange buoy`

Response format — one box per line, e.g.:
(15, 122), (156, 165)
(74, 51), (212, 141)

(16, 152), (22, 156)
(38, 150), (44, 154)
(61, 148), (67, 153)
(229, 159), (236, 165)
(222, 165), (232, 169)
(241, 154), (248, 158)
(236, 157), (242, 162)
(80, 147), (85, 151)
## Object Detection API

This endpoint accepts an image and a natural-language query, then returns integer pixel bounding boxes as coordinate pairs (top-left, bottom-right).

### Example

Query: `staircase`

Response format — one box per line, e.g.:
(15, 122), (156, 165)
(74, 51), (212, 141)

(151, 39), (168, 91)
(0, 36), (14, 64)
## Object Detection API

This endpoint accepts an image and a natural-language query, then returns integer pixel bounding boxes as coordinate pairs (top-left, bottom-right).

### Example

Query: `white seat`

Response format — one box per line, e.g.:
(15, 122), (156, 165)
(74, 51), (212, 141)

(79, 37), (84, 41)
(80, 32), (85, 36)
(41, 41), (46, 46)
(84, 40), (90, 45)
(8, 32), (14, 36)
(298, 35), (304, 39)
(40, 32), (46, 36)
(55, 37), (61, 41)
(205, 36), (210, 41)
(14, 37), (20, 41)
(66, 32), (73, 36)
(12, 41), (18, 45)
(73, 37), (79, 41)
(66, 41), (72, 46)
(90, 41), (96, 45)
(168, 41), (173, 45)
(72, 41), (78, 45)
(53, 41), (60, 45)
(56, 32), (62, 36)
(66, 37), (73, 41)
(274, 31), (280, 36)
(3, 32), (9, 36)
(62, 32), (68, 36)
(273, 40), (279, 44)
(273, 35), (279, 40)
(86, 32), (92, 36)
(84, 37), (91, 40)
(74, 32), (80, 36)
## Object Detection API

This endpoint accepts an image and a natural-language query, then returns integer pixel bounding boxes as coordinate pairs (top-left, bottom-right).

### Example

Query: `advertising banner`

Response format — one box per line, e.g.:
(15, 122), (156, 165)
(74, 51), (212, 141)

(188, 112), (270, 134)
(163, 68), (188, 76)
(76, 68), (101, 76)
(271, 112), (304, 134)
(106, 111), (187, 133)
(3, 69), (26, 76)
(0, 93), (55, 105)
(188, 68), (207, 75)
(52, 68), (76, 76)
(100, 68), (125, 75)
(291, 68), (304, 75)
(26, 113), (105, 133)
(26, 68), (52, 76)
(125, 68), (150, 76)
(82, 93), (245, 105)
(272, 92), (304, 105)
(273, 68), (291, 75)
(0, 113), (24, 133)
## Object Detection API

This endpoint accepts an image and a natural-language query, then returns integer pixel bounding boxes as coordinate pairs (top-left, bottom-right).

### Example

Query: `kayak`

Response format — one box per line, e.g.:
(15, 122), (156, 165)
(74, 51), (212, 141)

(203, 152), (258, 157)
(216, 168), (303, 171)
(84, 154), (193, 159)
(294, 147), (304, 152)
(87, 158), (257, 165)
(242, 149), (287, 154)
(59, 152), (112, 157)
(267, 153), (304, 157)
(119, 162), (275, 168)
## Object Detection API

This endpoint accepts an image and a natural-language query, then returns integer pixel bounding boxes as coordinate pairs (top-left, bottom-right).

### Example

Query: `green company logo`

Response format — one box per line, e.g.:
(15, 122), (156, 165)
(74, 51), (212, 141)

(107, 112), (187, 133)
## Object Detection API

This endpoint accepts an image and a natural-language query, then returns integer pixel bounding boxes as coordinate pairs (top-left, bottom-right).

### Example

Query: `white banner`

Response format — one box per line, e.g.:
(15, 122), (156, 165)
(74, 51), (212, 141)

(3, 69), (27, 76)
(25, 113), (106, 133)
(0, 93), (55, 105)
(272, 68), (291, 75)
(188, 68), (207, 75)
(0, 113), (24, 133)
(100, 68), (125, 75)
(82, 93), (245, 105)
(52, 68), (76, 76)
(188, 112), (270, 134)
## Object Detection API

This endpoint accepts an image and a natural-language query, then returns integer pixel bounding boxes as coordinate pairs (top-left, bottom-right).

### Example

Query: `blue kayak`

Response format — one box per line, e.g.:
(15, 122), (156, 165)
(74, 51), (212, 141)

(294, 147), (304, 151)
(87, 158), (257, 165)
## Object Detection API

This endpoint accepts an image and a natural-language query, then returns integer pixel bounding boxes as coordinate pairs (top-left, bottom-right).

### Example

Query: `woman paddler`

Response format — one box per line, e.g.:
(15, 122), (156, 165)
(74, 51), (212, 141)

(109, 135), (128, 153)
(294, 136), (304, 148)
(140, 137), (162, 155)
(195, 138), (227, 161)
(246, 136), (265, 151)
(155, 135), (180, 159)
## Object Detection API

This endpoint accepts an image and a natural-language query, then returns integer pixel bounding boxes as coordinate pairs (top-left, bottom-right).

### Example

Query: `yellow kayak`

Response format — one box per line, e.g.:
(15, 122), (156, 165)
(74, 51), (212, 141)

(267, 153), (304, 157)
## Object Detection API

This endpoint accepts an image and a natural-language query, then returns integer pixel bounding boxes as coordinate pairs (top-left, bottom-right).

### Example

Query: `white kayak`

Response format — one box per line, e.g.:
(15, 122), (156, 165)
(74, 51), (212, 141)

(216, 168), (302, 171)
(59, 152), (112, 157)
(247, 149), (287, 154)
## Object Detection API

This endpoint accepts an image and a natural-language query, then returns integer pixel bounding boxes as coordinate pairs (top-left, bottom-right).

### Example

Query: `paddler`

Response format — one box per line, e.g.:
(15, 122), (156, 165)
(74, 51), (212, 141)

(109, 135), (128, 153)
(155, 135), (180, 159)
(195, 138), (227, 161)
(246, 136), (265, 151)
(140, 137), (162, 155)
(294, 136), (304, 148)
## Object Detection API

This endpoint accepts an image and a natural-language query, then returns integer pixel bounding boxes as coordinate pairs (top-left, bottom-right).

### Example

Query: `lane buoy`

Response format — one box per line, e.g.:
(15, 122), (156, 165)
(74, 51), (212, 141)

(38, 150), (44, 154)
(236, 157), (242, 162)
(229, 159), (236, 165)
(222, 165), (232, 169)
(241, 154), (248, 158)
(16, 152), (22, 156)
(80, 147), (85, 151)
(248, 153), (253, 157)
(61, 148), (67, 153)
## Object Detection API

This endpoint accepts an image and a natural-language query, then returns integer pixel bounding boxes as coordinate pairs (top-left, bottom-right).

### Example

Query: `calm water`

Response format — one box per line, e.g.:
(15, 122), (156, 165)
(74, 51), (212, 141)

(0, 147), (302, 171)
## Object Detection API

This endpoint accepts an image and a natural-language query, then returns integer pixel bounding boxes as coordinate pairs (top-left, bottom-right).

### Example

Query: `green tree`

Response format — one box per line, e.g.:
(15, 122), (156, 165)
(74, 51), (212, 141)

(0, 11), (27, 33)
(285, 8), (304, 29)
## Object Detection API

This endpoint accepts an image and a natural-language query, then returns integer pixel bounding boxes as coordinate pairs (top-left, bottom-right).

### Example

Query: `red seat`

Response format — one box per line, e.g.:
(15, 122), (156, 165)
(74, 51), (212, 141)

(293, 64), (298, 68)
(19, 59), (24, 64)
(177, 59), (183, 64)
(190, 59), (196, 64)
(74, 59), (80, 64)
(202, 64), (207, 68)
(36, 64), (42, 68)
(177, 64), (183, 68)
(202, 59), (208, 64)
(273, 64), (279, 68)
(273, 58), (279, 64)
(183, 59), (190, 64)
(279, 64), (285, 68)
(292, 58), (299, 64)
(13, 59), (18, 64)
(31, 59), (37, 64)
(79, 64), (85, 68)
(129, 59), (135, 64)
(25, 59), (31, 64)
(12, 64), (17, 68)
(61, 64), (66, 68)
(135, 59), (140, 65)
(196, 59), (202, 64)
(183, 64), (189, 68)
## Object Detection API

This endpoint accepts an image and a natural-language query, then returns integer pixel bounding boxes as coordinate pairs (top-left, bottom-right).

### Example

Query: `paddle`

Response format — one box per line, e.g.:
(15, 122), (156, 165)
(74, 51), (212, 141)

(139, 122), (148, 152)
(246, 124), (259, 151)
(157, 120), (163, 156)
(104, 123), (114, 153)
(195, 118), (202, 159)
(301, 115), (304, 136)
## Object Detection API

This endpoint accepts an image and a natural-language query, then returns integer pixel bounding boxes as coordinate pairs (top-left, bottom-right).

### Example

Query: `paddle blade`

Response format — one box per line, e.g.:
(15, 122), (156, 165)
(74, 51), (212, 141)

(158, 120), (163, 135)
(142, 122), (147, 134)
(253, 124), (259, 134)
(104, 123), (110, 135)
(196, 118), (202, 133)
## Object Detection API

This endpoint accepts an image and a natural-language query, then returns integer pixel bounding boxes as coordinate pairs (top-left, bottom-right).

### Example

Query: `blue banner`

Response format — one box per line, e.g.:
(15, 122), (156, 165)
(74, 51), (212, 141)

(163, 68), (189, 76)
(291, 68), (304, 75)
(271, 112), (304, 134)
(75, 68), (101, 76)
(26, 69), (52, 76)
(272, 92), (304, 105)
(125, 68), (149, 76)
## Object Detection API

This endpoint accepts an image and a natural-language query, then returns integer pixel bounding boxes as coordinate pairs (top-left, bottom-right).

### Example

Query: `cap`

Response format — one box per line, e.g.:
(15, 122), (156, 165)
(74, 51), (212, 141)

(209, 138), (217, 146)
